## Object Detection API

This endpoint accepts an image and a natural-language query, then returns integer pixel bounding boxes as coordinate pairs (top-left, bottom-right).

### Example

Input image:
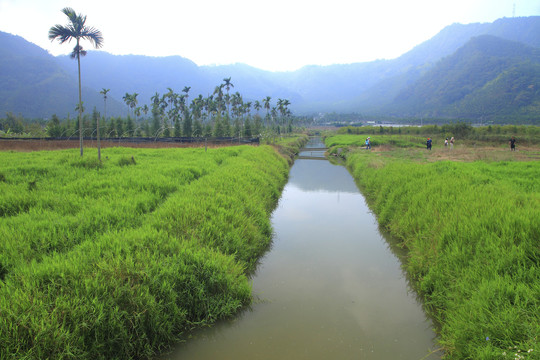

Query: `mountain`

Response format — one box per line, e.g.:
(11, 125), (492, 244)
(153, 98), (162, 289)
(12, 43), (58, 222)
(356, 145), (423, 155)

(388, 35), (540, 120)
(0, 32), (124, 119)
(351, 16), (540, 114)
(395, 16), (540, 68)
(1, 16), (539, 122)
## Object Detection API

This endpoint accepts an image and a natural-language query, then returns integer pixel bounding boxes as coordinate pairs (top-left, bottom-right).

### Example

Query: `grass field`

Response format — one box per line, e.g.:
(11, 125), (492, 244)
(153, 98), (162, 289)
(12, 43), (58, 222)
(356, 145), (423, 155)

(0, 143), (299, 359)
(326, 134), (539, 360)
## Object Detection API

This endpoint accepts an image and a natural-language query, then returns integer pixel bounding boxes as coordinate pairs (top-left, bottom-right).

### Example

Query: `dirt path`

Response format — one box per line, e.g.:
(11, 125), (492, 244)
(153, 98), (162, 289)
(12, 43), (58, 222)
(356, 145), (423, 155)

(370, 144), (540, 162)
(0, 139), (242, 152)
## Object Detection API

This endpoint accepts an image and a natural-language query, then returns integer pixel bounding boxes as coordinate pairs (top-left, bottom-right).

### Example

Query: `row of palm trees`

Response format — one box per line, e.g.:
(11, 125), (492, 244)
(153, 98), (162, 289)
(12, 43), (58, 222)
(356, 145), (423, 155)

(49, 8), (293, 160)
(48, 80), (294, 140)
(117, 82), (292, 132)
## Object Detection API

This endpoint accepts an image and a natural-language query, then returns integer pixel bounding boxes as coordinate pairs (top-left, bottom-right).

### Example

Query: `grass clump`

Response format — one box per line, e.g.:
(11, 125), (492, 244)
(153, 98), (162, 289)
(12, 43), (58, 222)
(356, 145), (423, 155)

(326, 134), (539, 360)
(118, 155), (136, 166)
(70, 156), (103, 169)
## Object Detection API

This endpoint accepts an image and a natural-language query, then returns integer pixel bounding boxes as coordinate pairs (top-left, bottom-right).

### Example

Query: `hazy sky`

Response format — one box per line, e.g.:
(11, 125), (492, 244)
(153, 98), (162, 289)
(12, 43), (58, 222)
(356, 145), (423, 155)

(1, 0), (539, 72)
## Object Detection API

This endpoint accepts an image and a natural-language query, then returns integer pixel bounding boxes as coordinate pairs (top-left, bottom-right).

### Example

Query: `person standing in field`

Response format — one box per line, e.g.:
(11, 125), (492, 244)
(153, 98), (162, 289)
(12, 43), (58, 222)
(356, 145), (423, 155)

(445, 138), (448, 147)
(450, 137), (454, 149)
(509, 136), (516, 151)
(365, 137), (371, 150)
(426, 137), (432, 150)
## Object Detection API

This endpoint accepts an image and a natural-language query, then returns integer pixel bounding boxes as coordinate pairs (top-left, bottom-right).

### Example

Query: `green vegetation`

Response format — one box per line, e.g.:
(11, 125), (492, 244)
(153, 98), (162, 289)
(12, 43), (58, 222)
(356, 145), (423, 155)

(327, 133), (425, 149)
(0, 144), (295, 359)
(326, 134), (539, 359)
(263, 134), (309, 165)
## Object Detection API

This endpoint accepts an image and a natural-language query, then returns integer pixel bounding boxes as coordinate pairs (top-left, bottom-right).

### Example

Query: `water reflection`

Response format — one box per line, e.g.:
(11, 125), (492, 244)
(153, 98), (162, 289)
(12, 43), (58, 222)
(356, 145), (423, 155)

(288, 160), (359, 193)
(164, 142), (440, 360)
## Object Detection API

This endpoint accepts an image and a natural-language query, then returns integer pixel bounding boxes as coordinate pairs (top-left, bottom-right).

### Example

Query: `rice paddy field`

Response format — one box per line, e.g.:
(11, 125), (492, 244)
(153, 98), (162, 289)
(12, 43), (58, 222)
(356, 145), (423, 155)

(0, 143), (301, 359)
(326, 134), (539, 360)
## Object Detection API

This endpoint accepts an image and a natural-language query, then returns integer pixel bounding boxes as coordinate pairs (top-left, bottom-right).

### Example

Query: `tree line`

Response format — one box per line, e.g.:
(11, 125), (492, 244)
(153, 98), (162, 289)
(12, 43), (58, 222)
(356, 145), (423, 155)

(0, 78), (299, 140)
(21, 80), (295, 140)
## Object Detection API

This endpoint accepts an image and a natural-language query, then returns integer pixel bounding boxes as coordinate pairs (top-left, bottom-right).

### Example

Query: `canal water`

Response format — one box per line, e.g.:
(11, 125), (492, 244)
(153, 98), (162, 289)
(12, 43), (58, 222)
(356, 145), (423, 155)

(164, 138), (440, 360)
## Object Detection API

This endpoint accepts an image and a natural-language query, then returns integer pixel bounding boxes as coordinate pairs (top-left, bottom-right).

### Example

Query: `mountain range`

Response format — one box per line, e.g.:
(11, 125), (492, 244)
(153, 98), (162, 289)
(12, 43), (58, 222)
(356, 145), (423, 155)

(1, 16), (539, 124)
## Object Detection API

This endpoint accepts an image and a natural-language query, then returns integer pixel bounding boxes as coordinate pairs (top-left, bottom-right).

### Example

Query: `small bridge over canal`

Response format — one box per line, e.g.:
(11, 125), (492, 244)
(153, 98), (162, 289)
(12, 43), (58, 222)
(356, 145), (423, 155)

(297, 146), (328, 160)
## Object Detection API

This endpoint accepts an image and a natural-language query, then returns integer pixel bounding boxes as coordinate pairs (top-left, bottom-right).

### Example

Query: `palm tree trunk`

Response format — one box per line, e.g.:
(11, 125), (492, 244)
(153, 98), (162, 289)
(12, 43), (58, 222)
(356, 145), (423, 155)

(97, 101), (102, 161)
(77, 39), (83, 157)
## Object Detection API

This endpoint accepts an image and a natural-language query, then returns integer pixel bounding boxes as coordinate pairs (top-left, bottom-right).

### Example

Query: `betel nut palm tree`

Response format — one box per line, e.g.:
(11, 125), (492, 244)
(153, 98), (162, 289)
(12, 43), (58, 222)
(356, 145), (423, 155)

(49, 7), (103, 157)
(222, 77), (234, 118)
(263, 96), (272, 126)
(98, 88), (110, 161)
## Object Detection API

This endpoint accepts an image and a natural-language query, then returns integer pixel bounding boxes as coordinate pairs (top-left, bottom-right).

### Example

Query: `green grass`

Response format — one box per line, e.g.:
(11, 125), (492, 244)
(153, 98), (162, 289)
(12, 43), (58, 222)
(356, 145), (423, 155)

(326, 134), (539, 360)
(0, 144), (295, 359)
(263, 134), (309, 165)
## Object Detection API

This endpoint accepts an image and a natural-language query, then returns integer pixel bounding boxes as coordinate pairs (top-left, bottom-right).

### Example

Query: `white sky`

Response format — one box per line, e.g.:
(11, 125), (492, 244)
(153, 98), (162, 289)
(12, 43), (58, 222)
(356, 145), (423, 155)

(1, 0), (539, 72)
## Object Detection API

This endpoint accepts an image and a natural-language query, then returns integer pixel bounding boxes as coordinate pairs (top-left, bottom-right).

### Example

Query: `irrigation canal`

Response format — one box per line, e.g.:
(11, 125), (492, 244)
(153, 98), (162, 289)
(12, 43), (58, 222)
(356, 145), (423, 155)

(164, 137), (440, 359)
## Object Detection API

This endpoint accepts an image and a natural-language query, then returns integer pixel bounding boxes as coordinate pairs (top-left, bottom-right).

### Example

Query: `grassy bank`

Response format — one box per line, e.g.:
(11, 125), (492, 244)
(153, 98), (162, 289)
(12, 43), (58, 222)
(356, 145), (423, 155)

(0, 143), (300, 359)
(337, 124), (540, 147)
(326, 135), (539, 359)
(263, 134), (309, 165)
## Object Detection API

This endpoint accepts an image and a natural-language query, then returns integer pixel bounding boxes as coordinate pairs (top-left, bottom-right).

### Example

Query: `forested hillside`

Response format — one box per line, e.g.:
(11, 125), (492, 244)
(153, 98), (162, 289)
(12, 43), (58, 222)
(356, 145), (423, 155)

(388, 35), (540, 122)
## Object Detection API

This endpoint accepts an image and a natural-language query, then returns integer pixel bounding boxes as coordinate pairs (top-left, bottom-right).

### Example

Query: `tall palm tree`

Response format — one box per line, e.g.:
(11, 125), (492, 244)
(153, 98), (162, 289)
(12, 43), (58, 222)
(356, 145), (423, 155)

(222, 77), (234, 118)
(245, 101), (252, 123)
(129, 93), (139, 115)
(282, 99), (291, 119)
(151, 92), (161, 108)
(271, 107), (278, 127)
(254, 100), (262, 114)
(123, 93), (132, 116)
(150, 93), (162, 136)
(164, 88), (176, 131)
(282, 99), (291, 130)
(142, 104), (149, 118)
(277, 98), (284, 124)
(100, 88), (110, 120)
(182, 86), (191, 102)
(205, 95), (215, 124)
(222, 77), (234, 93)
(263, 96), (272, 126)
(134, 107), (141, 120)
(213, 85), (224, 116)
(49, 7), (103, 157)
(231, 92), (243, 120)
(98, 88), (109, 161)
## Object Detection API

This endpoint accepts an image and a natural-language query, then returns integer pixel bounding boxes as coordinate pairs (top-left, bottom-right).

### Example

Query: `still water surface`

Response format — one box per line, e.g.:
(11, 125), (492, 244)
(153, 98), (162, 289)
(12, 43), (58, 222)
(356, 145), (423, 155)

(165, 139), (439, 360)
